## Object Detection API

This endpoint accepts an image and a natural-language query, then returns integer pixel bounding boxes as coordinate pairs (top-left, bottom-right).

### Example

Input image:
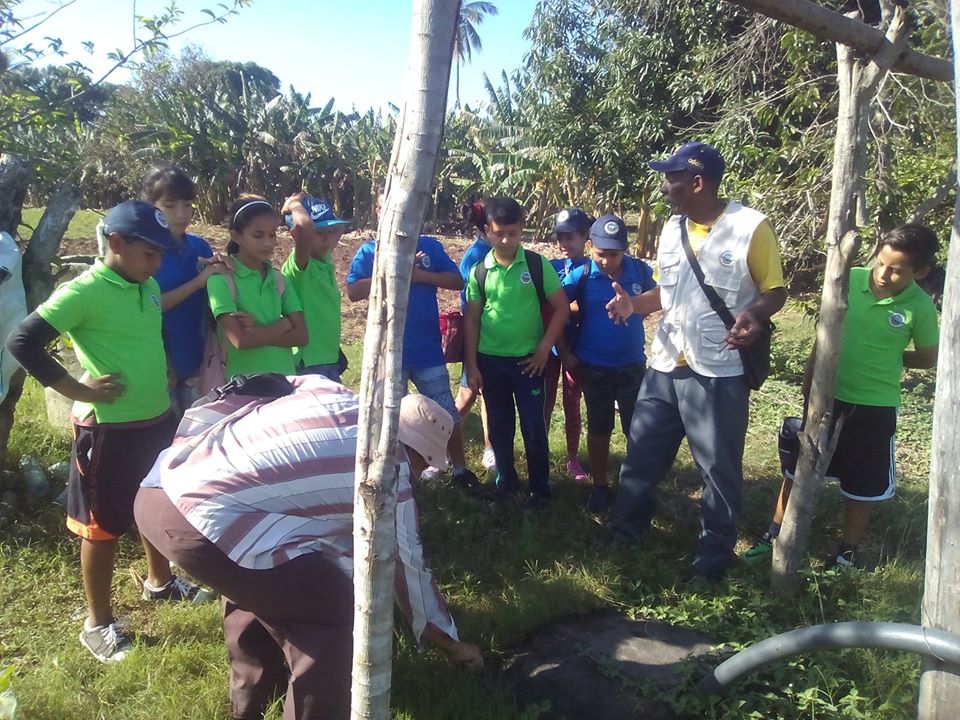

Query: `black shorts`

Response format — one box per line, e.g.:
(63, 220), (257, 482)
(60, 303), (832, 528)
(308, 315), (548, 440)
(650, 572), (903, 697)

(67, 411), (178, 540)
(578, 362), (646, 435)
(779, 401), (896, 501)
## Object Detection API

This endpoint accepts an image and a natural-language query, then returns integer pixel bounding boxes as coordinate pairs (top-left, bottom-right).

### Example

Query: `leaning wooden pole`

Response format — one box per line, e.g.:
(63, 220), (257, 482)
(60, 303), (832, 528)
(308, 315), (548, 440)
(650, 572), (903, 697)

(916, 3), (960, 714)
(771, 7), (908, 593)
(350, 1), (459, 718)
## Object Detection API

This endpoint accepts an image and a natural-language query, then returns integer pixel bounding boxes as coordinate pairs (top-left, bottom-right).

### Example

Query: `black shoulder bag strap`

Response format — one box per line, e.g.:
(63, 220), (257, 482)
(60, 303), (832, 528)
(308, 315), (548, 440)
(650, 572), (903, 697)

(524, 249), (547, 304)
(678, 216), (736, 331)
(474, 261), (488, 306)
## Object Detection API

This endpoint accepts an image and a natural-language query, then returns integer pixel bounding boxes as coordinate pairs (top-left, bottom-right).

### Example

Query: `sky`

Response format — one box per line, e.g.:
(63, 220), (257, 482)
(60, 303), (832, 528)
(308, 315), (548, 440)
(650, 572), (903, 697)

(12, 0), (539, 113)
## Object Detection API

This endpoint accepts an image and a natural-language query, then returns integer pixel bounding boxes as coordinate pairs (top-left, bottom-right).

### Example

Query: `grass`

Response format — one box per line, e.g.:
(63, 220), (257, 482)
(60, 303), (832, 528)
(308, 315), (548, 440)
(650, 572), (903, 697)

(0, 301), (937, 719)
(18, 208), (104, 244)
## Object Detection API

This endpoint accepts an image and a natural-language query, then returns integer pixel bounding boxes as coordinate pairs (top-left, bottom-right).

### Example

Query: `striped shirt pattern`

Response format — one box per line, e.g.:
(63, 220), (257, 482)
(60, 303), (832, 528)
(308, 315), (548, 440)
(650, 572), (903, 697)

(142, 375), (457, 642)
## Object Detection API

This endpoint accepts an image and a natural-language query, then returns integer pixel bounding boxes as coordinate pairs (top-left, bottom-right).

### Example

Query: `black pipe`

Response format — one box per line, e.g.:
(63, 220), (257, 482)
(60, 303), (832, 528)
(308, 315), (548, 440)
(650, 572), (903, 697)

(697, 622), (960, 695)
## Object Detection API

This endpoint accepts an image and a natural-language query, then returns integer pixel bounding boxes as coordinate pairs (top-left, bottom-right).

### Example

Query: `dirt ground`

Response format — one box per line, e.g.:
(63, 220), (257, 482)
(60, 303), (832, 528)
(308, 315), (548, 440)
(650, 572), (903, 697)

(59, 223), (568, 344)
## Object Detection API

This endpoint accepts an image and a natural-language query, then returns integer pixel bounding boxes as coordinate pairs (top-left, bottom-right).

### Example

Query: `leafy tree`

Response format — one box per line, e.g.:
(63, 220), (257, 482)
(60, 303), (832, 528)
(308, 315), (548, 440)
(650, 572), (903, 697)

(453, 0), (498, 106)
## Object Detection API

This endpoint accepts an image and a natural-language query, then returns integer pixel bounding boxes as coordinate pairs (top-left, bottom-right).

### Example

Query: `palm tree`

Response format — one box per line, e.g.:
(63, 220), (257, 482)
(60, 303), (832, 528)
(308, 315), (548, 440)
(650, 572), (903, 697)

(453, 1), (498, 107)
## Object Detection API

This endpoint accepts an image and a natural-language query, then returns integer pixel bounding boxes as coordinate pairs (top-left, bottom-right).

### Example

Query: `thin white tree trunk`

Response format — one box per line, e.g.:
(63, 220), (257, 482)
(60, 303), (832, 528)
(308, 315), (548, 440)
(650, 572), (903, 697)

(916, 3), (960, 714)
(771, 8), (908, 593)
(350, 1), (459, 718)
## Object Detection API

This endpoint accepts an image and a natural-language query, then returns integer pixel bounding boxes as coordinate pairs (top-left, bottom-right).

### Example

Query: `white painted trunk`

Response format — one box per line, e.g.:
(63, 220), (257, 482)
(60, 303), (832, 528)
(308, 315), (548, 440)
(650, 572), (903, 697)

(916, 3), (960, 714)
(350, 1), (459, 718)
(771, 8), (908, 592)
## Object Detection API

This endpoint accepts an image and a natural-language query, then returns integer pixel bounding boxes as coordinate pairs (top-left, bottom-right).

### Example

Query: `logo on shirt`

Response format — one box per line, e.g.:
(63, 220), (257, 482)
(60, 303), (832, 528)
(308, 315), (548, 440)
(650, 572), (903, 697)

(557, 210), (570, 223)
(520, 271), (532, 284)
(632, 283), (643, 295)
(154, 209), (169, 229)
(719, 250), (735, 267)
(420, 254), (431, 269)
(150, 293), (160, 309)
(603, 221), (619, 236)
(888, 311), (907, 328)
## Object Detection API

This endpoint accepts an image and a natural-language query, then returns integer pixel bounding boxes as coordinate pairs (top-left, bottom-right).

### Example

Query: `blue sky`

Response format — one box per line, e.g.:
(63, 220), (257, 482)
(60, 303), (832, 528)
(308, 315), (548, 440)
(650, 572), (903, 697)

(13, 0), (538, 113)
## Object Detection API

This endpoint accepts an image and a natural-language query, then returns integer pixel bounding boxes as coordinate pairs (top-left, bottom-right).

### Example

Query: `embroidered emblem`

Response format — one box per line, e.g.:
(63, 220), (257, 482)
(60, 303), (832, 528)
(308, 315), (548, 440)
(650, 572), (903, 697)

(310, 203), (330, 220)
(632, 283), (642, 295)
(604, 221), (619, 235)
(888, 312), (907, 328)
(154, 209), (169, 229)
(719, 250), (735, 267)
(520, 271), (532, 284)
(557, 210), (570, 223)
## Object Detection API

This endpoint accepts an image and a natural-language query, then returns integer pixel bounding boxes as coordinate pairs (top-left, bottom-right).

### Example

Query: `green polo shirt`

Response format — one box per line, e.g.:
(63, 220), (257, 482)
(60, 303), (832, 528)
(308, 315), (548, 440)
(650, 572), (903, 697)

(208, 259), (303, 378)
(836, 266), (939, 407)
(465, 249), (561, 357)
(281, 250), (341, 366)
(37, 259), (170, 424)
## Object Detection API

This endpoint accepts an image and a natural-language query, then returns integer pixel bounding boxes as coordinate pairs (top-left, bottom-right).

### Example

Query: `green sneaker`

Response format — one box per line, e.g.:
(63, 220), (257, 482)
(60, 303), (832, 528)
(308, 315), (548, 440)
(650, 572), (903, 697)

(744, 533), (774, 563)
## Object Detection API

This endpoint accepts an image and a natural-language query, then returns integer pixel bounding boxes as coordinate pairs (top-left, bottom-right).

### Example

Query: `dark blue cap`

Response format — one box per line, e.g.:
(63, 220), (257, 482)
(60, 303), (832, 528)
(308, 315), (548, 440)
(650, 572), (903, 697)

(285, 195), (351, 229)
(649, 141), (725, 181)
(103, 200), (175, 251)
(554, 207), (592, 233)
(589, 214), (628, 251)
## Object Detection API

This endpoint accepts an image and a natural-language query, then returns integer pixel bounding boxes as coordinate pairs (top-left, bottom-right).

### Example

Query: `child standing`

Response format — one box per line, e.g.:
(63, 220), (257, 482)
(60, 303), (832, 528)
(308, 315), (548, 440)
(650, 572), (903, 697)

(142, 165), (230, 411)
(747, 224), (940, 569)
(544, 208), (592, 483)
(464, 197), (571, 508)
(346, 193), (481, 491)
(207, 196), (307, 379)
(6, 201), (206, 663)
(281, 193), (349, 382)
(562, 215), (656, 513)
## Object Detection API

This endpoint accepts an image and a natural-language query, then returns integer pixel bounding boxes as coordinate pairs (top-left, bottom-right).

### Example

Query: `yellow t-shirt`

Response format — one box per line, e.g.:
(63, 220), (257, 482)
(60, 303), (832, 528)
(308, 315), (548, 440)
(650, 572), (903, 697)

(671, 217), (785, 365)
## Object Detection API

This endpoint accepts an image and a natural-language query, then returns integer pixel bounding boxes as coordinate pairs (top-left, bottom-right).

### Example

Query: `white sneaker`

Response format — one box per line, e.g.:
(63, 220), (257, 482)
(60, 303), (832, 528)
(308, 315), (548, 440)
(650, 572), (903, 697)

(420, 466), (441, 482)
(482, 447), (497, 471)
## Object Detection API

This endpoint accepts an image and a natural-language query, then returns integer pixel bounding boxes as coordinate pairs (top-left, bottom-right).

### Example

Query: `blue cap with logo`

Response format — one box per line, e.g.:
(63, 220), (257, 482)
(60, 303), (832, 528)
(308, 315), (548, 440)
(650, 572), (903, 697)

(285, 195), (351, 229)
(103, 200), (175, 251)
(554, 207), (593, 233)
(589, 214), (628, 251)
(649, 141), (725, 181)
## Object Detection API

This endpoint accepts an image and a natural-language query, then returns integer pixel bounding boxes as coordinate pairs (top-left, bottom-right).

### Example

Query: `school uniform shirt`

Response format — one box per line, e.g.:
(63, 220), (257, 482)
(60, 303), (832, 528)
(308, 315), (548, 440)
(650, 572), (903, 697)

(347, 236), (459, 370)
(549, 256), (590, 353)
(154, 232), (213, 380)
(563, 256), (657, 368)
(465, 249), (562, 357)
(36, 259), (171, 424)
(282, 250), (341, 367)
(207, 260), (302, 379)
(459, 235), (492, 307)
(835, 266), (939, 407)
(141, 375), (458, 644)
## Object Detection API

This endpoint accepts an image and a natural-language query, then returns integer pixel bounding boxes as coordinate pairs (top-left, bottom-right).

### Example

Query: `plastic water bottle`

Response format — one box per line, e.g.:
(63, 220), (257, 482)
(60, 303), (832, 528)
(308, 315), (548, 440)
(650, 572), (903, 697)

(49, 460), (70, 483)
(19, 456), (49, 497)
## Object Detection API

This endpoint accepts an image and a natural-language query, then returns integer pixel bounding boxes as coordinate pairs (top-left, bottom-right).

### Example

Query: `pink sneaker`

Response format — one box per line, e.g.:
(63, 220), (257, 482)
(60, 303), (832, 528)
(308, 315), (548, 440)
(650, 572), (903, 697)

(566, 458), (589, 483)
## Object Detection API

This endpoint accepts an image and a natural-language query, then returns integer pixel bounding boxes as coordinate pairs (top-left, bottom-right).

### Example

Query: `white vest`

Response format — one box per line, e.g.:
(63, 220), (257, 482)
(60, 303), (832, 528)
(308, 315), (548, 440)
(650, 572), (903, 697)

(650, 202), (765, 378)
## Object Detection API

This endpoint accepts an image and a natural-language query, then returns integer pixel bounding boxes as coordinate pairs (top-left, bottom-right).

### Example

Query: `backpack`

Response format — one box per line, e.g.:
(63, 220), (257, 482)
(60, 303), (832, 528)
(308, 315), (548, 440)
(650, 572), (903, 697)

(198, 264), (287, 395)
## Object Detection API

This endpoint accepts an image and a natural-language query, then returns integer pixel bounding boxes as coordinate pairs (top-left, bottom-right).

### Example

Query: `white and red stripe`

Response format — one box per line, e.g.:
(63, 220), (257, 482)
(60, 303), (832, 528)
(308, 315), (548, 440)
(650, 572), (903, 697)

(142, 375), (457, 642)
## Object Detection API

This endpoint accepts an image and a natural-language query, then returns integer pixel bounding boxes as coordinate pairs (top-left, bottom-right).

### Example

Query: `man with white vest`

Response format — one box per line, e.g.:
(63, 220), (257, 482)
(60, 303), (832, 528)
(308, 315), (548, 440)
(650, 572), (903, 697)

(606, 142), (787, 581)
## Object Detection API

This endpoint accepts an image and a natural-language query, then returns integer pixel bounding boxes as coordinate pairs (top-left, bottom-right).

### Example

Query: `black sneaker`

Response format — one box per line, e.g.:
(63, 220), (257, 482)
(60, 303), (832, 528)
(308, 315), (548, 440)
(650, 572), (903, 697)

(828, 543), (859, 571)
(142, 575), (211, 603)
(587, 485), (611, 514)
(80, 619), (133, 663)
(452, 468), (483, 494)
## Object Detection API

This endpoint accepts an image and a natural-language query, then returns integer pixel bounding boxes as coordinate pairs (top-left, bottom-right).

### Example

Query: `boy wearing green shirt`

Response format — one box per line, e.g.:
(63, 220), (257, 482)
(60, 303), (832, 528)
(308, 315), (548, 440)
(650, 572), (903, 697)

(747, 224), (940, 569)
(6, 201), (207, 664)
(464, 197), (570, 508)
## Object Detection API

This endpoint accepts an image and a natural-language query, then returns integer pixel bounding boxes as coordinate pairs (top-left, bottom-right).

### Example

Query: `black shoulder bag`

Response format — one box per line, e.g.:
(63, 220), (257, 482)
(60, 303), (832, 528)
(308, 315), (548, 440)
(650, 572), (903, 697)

(678, 217), (773, 391)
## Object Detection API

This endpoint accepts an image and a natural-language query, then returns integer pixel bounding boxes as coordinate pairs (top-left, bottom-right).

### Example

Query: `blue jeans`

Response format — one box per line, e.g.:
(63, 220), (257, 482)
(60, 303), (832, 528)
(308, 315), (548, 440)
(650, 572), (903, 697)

(297, 362), (341, 384)
(476, 353), (550, 497)
(611, 366), (749, 576)
(401, 365), (459, 423)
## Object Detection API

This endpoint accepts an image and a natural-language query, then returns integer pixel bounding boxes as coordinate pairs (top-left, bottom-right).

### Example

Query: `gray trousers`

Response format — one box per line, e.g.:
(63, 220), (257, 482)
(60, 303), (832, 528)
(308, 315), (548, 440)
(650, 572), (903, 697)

(611, 366), (750, 576)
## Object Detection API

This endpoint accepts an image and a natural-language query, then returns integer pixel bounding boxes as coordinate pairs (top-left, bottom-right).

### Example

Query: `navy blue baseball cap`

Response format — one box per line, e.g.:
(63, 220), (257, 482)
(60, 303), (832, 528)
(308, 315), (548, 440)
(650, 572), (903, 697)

(649, 141), (726, 181)
(102, 200), (175, 251)
(285, 195), (351, 229)
(589, 214), (628, 251)
(554, 207), (592, 233)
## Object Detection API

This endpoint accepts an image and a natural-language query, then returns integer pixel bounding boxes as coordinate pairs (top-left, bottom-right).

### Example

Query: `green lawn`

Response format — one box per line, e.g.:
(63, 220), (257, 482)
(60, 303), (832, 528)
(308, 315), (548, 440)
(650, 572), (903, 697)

(18, 208), (104, 244)
(0, 303), (936, 719)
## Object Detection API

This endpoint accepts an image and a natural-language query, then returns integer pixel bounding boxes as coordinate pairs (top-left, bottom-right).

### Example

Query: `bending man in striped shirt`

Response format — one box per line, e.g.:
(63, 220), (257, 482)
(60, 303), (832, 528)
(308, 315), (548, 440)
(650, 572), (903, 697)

(135, 376), (481, 720)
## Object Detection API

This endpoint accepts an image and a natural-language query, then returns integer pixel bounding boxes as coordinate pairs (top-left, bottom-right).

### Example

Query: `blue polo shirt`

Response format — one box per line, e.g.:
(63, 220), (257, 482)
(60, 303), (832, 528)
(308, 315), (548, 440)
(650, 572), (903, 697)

(549, 256), (590, 354)
(563, 256), (656, 368)
(459, 235), (492, 307)
(153, 232), (213, 379)
(347, 236), (460, 370)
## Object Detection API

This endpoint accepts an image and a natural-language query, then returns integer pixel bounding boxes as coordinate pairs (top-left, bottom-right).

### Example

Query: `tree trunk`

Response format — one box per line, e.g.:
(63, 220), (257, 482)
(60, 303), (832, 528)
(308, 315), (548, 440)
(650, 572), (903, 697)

(350, 1), (459, 718)
(0, 154), (33, 237)
(917, 3), (960, 713)
(771, 7), (909, 593)
(725, 0), (951, 82)
(22, 182), (81, 311)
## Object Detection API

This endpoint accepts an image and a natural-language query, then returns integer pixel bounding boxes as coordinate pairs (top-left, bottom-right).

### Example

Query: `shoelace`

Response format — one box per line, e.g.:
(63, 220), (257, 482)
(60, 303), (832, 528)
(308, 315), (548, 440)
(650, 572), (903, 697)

(169, 576), (197, 598)
(103, 622), (126, 650)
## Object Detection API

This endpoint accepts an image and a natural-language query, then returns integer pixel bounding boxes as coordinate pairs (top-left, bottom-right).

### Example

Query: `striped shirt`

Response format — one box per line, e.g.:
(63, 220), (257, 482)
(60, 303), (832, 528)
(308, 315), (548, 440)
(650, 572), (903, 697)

(141, 375), (456, 642)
